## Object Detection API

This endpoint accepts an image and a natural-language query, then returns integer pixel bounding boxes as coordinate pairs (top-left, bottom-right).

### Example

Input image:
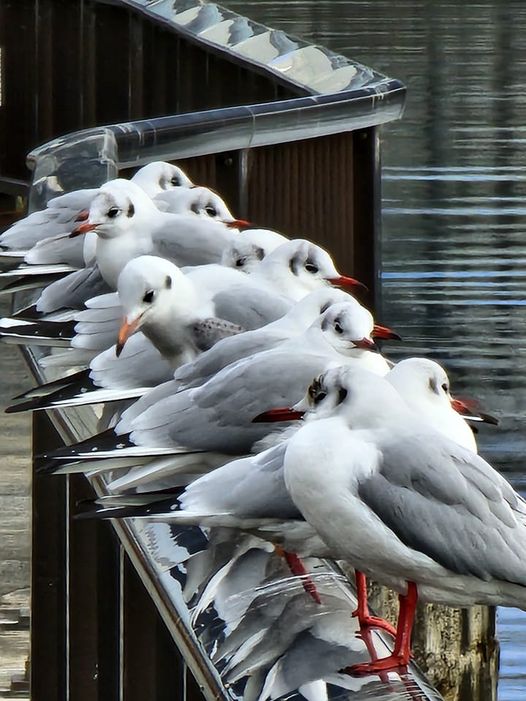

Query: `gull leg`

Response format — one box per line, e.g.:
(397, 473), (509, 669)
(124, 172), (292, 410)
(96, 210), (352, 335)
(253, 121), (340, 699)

(345, 581), (418, 676)
(274, 545), (322, 604)
(352, 570), (396, 637)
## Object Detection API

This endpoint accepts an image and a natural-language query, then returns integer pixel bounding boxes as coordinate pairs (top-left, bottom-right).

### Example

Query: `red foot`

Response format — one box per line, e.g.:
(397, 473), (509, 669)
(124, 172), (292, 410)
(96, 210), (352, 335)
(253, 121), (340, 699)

(353, 613), (397, 638)
(344, 654), (409, 677)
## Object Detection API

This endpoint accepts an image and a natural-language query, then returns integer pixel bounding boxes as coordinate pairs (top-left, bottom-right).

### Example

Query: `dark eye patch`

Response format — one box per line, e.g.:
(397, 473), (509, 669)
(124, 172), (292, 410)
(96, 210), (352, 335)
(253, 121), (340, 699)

(165, 276), (172, 289)
(191, 202), (200, 215)
(429, 378), (440, 395)
(127, 203), (135, 217)
(338, 387), (348, 404)
(320, 302), (332, 314)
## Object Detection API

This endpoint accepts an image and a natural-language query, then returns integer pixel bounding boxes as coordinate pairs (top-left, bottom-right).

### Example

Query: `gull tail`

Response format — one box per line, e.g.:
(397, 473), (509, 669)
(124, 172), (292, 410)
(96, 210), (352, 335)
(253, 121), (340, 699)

(75, 493), (183, 521)
(0, 316), (75, 346)
(36, 428), (202, 471)
(6, 374), (146, 413)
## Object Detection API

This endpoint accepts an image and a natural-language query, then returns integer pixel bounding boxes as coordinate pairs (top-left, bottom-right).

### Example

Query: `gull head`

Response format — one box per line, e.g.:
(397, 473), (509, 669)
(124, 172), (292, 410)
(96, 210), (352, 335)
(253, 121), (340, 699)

(387, 357), (497, 451)
(221, 229), (289, 273)
(115, 255), (194, 356)
(259, 239), (366, 300)
(74, 180), (157, 240)
(155, 185), (233, 221)
(317, 301), (377, 354)
(131, 161), (193, 196)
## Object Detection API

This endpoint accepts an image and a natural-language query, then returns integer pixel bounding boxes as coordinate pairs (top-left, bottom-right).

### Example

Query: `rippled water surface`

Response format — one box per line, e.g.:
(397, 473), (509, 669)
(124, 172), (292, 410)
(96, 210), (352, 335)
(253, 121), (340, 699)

(225, 1), (526, 697)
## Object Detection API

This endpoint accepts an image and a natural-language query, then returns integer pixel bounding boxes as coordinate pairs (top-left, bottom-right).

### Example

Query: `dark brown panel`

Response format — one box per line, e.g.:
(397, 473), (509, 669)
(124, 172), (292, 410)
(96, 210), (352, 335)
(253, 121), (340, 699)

(31, 411), (67, 701)
(68, 474), (120, 700)
(246, 133), (357, 277)
(122, 556), (184, 701)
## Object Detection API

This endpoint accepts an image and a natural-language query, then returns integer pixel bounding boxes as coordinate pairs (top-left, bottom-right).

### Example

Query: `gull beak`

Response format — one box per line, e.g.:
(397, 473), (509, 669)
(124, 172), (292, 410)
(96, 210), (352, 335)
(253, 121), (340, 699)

(352, 337), (379, 351)
(372, 324), (402, 341)
(75, 209), (90, 222)
(116, 314), (144, 357)
(327, 276), (368, 293)
(451, 397), (499, 426)
(70, 222), (97, 238)
(252, 407), (305, 423)
(225, 219), (253, 230)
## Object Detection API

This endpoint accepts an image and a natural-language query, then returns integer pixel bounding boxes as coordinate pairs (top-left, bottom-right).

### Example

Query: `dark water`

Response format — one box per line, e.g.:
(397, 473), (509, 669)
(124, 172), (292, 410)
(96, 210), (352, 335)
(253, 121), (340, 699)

(225, 1), (526, 698)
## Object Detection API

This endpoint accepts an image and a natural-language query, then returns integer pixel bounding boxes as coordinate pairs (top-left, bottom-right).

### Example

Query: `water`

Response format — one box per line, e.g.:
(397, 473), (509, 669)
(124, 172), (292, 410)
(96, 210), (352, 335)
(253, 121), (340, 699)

(224, 0), (526, 697)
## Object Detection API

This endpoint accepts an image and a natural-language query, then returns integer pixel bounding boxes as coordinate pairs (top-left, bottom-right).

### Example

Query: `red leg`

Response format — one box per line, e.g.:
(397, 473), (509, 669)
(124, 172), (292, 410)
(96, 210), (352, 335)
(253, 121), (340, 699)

(274, 545), (322, 604)
(345, 581), (418, 676)
(352, 571), (397, 637)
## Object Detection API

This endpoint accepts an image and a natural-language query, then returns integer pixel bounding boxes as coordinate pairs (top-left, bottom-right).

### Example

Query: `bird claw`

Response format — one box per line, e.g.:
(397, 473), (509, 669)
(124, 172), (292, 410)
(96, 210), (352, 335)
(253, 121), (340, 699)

(343, 655), (409, 677)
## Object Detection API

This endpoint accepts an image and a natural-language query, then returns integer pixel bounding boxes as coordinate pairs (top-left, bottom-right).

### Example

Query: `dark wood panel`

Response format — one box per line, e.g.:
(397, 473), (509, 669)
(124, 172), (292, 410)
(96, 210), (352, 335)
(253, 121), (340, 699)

(31, 412), (67, 701)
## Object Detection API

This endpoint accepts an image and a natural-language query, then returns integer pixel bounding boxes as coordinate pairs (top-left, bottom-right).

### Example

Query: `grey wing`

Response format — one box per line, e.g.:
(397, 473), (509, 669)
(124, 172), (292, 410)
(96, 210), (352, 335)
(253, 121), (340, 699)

(90, 333), (174, 390)
(359, 431), (526, 585)
(25, 232), (86, 267)
(36, 265), (111, 313)
(173, 328), (287, 389)
(130, 351), (331, 453)
(152, 217), (233, 267)
(212, 286), (292, 330)
(0, 189), (97, 249)
(180, 442), (299, 519)
(190, 317), (244, 352)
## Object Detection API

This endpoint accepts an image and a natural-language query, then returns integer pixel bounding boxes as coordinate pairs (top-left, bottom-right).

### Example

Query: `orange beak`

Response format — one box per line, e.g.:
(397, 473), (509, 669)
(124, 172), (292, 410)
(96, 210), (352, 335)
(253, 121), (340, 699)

(372, 324), (402, 341)
(116, 316), (143, 357)
(70, 222), (97, 238)
(327, 276), (368, 293)
(451, 397), (499, 425)
(252, 407), (305, 423)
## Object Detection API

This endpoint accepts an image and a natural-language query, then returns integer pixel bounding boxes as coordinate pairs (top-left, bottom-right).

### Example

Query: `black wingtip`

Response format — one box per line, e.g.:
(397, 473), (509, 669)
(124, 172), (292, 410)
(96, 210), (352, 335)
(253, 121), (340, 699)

(36, 427), (126, 462)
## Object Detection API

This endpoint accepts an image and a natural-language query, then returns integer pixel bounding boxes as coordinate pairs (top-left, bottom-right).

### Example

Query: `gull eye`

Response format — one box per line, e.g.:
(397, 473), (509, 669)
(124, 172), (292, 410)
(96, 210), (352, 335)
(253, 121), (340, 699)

(305, 262), (319, 274)
(441, 383), (448, 392)
(205, 205), (218, 217)
(143, 290), (155, 304)
(170, 175), (180, 186)
(334, 320), (344, 334)
(107, 207), (120, 219)
(314, 391), (327, 405)
(235, 257), (247, 268)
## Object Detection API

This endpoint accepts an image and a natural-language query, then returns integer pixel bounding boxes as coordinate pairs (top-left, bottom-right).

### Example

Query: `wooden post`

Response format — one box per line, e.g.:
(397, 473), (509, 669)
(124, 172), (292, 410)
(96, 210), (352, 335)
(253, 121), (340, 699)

(367, 582), (499, 701)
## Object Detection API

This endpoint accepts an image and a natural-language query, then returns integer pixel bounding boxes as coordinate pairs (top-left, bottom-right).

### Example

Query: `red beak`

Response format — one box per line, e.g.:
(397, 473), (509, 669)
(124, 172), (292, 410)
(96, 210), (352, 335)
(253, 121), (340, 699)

(225, 219), (254, 230)
(372, 324), (402, 341)
(75, 209), (89, 222)
(252, 407), (305, 423)
(70, 222), (97, 238)
(327, 276), (368, 293)
(451, 397), (499, 425)
(352, 337), (379, 351)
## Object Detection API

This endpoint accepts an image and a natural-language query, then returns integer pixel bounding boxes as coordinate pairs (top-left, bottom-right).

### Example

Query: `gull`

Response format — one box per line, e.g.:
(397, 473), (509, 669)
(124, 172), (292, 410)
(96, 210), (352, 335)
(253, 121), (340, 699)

(0, 161), (193, 258)
(278, 367), (524, 675)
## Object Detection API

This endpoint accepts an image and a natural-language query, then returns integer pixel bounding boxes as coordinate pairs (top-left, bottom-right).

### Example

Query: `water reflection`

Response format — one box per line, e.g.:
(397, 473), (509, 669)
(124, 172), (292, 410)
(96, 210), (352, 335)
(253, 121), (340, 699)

(222, 1), (526, 698)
